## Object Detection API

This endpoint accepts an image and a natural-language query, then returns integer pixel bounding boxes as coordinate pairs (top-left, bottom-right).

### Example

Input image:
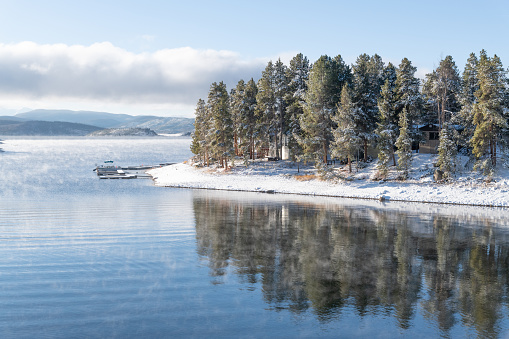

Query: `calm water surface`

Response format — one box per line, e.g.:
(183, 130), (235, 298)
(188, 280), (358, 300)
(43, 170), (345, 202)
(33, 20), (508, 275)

(1, 138), (509, 338)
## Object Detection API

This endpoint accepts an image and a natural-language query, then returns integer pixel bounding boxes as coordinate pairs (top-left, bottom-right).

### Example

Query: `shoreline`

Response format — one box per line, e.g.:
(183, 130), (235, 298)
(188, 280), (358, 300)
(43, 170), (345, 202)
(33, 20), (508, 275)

(147, 157), (509, 209)
(153, 183), (508, 208)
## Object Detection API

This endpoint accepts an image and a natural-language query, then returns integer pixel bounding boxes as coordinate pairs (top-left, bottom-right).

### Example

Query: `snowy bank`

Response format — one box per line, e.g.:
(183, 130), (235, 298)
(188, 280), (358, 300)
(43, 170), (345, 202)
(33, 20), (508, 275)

(148, 154), (509, 208)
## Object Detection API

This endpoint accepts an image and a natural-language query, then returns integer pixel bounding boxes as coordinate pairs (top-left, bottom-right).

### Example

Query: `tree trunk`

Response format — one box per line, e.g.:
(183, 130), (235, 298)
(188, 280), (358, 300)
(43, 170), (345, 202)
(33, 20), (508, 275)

(348, 156), (352, 173)
(493, 137), (497, 167)
(490, 124), (495, 167)
(493, 140), (496, 167)
(363, 139), (368, 162)
(323, 142), (328, 164)
(234, 132), (238, 156)
(252, 137), (255, 160)
(279, 115), (283, 160)
(275, 133), (280, 159)
(437, 101), (441, 128)
(250, 136), (254, 160)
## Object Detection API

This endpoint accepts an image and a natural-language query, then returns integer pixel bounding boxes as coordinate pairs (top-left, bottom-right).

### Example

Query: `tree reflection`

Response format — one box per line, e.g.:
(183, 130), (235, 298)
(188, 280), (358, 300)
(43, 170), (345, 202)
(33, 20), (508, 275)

(193, 192), (509, 336)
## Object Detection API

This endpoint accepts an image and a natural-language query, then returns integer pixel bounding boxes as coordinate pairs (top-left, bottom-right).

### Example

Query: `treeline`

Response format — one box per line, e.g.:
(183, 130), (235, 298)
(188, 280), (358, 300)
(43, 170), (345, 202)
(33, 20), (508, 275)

(191, 50), (508, 179)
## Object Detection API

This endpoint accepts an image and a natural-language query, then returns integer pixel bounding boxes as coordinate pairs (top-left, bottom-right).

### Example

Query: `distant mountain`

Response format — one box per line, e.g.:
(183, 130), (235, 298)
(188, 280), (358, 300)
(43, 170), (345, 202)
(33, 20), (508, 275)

(0, 120), (102, 136)
(0, 116), (28, 122)
(87, 128), (158, 137)
(116, 116), (195, 134)
(16, 109), (133, 128)
(15, 109), (194, 134)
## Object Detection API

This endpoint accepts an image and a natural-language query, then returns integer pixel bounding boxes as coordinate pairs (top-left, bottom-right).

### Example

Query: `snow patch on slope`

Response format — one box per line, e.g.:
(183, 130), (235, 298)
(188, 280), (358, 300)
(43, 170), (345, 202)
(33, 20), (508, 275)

(148, 154), (509, 207)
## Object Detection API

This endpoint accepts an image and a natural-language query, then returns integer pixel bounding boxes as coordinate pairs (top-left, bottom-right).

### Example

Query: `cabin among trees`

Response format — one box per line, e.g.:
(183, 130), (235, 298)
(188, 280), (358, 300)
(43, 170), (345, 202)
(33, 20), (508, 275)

(418, 124), (440, 154)
(191, 50), (508, 179)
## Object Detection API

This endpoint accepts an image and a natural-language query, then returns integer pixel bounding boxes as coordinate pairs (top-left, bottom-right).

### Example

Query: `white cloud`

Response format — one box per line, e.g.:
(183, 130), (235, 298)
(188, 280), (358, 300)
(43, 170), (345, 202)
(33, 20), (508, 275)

(0, 42), (268, 116)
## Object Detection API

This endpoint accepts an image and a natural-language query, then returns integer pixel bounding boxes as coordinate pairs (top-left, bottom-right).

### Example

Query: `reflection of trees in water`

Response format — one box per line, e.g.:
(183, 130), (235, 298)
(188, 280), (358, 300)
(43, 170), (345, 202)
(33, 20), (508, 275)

(193, 194), (509, 336)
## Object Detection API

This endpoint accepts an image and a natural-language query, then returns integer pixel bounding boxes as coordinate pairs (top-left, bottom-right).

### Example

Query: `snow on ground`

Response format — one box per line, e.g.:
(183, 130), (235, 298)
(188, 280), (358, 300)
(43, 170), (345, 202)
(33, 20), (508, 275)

(148, 154), (509, 208)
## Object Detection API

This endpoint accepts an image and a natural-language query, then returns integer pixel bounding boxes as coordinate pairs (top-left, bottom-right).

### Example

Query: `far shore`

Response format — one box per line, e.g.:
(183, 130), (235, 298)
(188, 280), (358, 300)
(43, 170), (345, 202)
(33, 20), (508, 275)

(147, 155), (509, 208)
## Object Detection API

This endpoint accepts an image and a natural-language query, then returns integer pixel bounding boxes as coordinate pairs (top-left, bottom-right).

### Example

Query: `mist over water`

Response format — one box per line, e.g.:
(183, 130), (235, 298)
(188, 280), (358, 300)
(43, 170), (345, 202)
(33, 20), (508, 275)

(1, 138), (509, 338)
(0, 137), (192, 197)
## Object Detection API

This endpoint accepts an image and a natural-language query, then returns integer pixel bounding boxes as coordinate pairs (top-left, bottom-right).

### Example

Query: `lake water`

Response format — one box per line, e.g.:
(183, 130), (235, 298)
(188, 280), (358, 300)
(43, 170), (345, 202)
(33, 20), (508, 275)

(1, 138), (509, 338)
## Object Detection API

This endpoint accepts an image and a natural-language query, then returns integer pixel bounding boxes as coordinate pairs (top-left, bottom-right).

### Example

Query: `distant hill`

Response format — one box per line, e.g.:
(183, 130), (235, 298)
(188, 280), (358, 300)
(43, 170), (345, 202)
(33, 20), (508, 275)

(16, 110), (133, 128)
(0, 120), (102, 136)
(15, 109), (194, 134)
(0, 116), (28, 122)
(115, 116), (195, 134)
(87, 128), (158, 137)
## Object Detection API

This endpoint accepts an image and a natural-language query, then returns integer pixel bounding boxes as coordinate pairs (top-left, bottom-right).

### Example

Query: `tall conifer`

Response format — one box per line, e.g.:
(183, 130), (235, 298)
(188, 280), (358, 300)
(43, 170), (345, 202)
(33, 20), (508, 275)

(395, 108), (412, 179)
(332, 84), (361, 173)
(229, 81), (244, 156)
(207, 81), (233, 168)
(256, 60), (289, 159)
(376, 63), (399, 176)
(299, 56), (340, 164)
(422, 56), (461, 128)
(243, 78), (258, 161)
(273, 58), (289, 158)
(285, 53), (309, 161)
(471, 50), (508, 173)
(190, 98), (208, 164)
(437, 122), (457, 179)
(396, 58), (423, 142)
(256, 61), (276, 156)
(352, 54), (385, 161)
(459, 53), (480, 146)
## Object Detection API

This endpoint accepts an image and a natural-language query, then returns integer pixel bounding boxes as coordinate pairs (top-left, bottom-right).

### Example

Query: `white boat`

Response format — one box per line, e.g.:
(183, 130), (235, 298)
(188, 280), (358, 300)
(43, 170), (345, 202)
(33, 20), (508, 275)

(95, 160), (118, 174)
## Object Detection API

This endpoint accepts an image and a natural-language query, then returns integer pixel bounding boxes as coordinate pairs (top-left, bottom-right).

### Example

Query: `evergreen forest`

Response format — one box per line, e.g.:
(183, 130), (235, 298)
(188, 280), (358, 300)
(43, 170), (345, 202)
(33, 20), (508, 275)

(191, 51), (509, 179)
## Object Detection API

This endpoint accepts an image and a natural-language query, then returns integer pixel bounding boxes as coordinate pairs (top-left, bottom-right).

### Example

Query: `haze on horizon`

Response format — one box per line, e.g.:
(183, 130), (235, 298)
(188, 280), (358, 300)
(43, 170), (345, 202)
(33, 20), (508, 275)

(0, 0), (507, 118)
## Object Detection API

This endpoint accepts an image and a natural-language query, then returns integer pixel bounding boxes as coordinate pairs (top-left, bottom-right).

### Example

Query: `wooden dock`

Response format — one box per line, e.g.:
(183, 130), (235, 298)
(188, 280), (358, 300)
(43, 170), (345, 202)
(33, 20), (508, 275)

(95, 162), (175, 179)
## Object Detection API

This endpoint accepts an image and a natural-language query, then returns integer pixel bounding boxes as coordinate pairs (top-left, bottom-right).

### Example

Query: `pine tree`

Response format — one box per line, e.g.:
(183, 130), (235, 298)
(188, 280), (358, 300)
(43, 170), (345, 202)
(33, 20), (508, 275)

(285, 53), (309, 162)
(437, 122), (457, 179)
(254, 59), (290, 159)
(461, 53), (480, 112)
(351, 54), (385, 161)
(273, 58), (289, 158)
(207, 81), (233, 168)
(395, 58), (423, 142)
(458, 53), (480, 146)
(376, 126), (392, 178)
(331, 84), (361, 173)
(229, 81), (243, 157)
(287, 53), (309, 100)
(241, 78), (258, 161)
(298, 55), (342, 165)
(230, 79), (247, 158)
(190, 98), (208, 164)
(256, 61), (275, 148)
(470, 50), (508, 174)
(395, 108), (412, 179)
(331, 54), (353, 105)
(383, 61), (398, 85)
(422, 56), (461, 127)
(375, 65), (398, 177)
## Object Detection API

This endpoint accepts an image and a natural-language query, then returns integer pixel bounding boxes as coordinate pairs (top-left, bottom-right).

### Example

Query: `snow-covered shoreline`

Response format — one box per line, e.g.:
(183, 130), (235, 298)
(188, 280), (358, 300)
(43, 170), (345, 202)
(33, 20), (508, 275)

(148, 154), (509, 208)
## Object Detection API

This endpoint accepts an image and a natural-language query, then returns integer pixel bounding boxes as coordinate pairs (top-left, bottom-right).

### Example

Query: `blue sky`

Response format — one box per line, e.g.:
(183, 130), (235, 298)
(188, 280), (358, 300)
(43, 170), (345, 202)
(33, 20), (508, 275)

(0, 0), (507, 117)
